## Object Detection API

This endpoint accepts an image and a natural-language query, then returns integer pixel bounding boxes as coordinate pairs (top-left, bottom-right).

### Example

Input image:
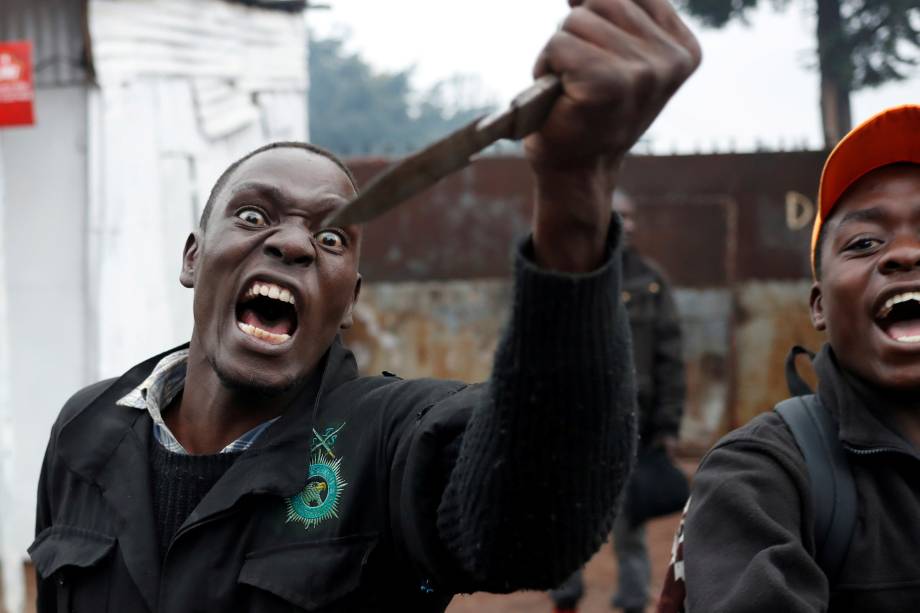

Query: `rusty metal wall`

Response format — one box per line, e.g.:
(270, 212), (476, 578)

(345, 151), (829, 451)
(350, 151), (825, 284)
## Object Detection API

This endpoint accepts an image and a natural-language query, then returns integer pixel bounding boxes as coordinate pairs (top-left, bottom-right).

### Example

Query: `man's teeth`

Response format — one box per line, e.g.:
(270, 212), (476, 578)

(245, 282), (295, 305)
(894, 334), (920, 344)
(237, 322), (290, 344)
(878, 291), (920, 318)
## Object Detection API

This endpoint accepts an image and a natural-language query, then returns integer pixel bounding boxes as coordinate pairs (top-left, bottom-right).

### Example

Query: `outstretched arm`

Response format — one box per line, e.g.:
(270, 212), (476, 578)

(434, 0), (701, 591)
(528, 0), (701, 274)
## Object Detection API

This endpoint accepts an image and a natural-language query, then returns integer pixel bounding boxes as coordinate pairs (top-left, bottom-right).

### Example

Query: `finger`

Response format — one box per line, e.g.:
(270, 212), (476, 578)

(579, 0), (700, 75)
(532, 29), (628, 96)
(532, 29), (604, 79)
(622, 0), (702, 63)
(581, 0), (670, 42)
(560, 7), (641, 55)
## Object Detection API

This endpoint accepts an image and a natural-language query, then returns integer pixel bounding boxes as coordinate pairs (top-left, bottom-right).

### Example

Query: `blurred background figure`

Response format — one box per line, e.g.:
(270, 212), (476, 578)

(611, 189), (686, 612)
(550, 190), (686, 613)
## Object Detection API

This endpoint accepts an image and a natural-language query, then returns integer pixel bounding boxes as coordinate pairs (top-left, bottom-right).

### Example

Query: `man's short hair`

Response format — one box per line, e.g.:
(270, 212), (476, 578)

(199, 141), (359, 230)
(813, 222), (829, 281)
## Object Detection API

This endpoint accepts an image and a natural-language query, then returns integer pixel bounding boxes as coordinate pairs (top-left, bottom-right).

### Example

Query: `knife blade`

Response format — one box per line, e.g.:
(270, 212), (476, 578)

(324, 74), (562, 227)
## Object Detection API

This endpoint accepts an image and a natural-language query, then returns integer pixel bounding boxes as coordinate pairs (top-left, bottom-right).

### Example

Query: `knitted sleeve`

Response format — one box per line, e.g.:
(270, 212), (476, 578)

(435, 221), (637, 592)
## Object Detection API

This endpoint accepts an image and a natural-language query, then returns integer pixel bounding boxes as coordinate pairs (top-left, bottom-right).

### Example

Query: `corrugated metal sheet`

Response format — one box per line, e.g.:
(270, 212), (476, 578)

(88, 0), (307, 89)
(0, 0), (88, 87)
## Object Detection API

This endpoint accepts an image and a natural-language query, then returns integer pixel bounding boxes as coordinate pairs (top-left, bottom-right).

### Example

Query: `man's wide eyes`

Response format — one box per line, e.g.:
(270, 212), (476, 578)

(316, 230), (346, 250)
(237, 208), (267, 226)
(234, 209), (345, 249)
(845, 237), (880, 252)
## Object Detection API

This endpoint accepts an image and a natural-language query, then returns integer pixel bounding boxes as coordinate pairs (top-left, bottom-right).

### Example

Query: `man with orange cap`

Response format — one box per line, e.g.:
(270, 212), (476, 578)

(658, 105), (920, 612)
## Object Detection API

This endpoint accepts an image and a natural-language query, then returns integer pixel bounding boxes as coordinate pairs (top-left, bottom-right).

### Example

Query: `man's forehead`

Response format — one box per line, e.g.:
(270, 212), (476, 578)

(612, 193), (635, 213)
(210, 150), (355, 215)
(227, 148), (353, 192)
(827, 164), (920, 231)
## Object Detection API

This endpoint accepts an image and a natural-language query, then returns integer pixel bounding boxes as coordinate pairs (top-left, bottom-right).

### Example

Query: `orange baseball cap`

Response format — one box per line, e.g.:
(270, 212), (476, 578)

(812, 104), (920, 275)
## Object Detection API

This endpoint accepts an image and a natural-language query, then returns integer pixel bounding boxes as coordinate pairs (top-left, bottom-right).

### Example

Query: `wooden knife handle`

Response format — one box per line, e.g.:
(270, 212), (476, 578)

(508, 74), (563, 140)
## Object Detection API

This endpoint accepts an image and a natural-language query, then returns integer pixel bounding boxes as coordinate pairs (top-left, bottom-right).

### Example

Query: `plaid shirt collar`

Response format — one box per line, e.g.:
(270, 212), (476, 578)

(116, 348), (278, 455)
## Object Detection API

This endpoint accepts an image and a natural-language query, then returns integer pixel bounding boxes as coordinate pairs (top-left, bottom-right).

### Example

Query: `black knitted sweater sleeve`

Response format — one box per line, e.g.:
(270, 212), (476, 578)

(435, 222), (637, 592)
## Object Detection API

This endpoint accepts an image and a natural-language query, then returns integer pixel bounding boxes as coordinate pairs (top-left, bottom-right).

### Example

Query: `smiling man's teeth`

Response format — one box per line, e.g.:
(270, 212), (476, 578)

(237, 321), (290, 344)
(245, 282), (295, 305)
(878, 291), (920, 318)
(894, 334), (920, 344)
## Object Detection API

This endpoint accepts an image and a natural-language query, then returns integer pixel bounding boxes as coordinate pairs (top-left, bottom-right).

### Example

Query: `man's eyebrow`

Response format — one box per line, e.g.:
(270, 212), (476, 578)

(228, 181), (349, 221)
(229, 182), (287, 205)
(835, 206), (887, 228)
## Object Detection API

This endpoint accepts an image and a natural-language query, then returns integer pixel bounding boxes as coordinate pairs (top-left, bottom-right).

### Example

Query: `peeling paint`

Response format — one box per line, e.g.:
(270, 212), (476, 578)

(733, 280), (824, 429)
(343, 280), (510, 383)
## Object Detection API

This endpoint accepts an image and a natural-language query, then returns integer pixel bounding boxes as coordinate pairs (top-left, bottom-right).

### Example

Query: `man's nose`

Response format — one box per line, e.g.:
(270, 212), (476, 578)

(879, 236), (920, 274)
(263, 225), (315, 266)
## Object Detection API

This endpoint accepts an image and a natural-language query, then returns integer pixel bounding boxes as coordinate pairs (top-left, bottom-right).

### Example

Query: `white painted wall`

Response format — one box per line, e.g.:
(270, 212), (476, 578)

(85, 0), (309, 377)
(87, 78), (308, 379)
(0, 128), (13, 613)
(0, 86), (89, 613)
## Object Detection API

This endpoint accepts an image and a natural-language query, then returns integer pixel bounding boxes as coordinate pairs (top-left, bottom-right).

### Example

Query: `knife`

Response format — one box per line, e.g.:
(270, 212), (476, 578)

(323, 74), (563, 227)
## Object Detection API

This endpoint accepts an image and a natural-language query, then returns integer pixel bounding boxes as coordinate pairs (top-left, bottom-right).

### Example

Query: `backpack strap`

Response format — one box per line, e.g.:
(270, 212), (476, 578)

(784, 345), (816, 396)
(775, 395), (857, 583)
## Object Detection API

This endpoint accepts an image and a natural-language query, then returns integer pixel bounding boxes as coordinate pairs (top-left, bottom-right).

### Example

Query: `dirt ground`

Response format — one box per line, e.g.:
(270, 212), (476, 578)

(445, 458), (698, 613)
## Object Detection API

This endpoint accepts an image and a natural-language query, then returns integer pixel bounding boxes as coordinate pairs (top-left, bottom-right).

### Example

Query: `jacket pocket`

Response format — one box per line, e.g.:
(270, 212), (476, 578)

(238, 533), (377, 611)
(29, 525), (116, 612)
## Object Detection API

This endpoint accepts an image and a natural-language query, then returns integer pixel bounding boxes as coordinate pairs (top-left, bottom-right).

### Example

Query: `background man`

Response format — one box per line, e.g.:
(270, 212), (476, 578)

(552, 189), (686, 613)
(29, 1), (701, 611)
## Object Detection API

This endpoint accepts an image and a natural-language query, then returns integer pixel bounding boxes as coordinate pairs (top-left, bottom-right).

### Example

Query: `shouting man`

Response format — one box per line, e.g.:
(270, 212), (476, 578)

(30, 1), (700, 611)
(660, 106), (920, 612)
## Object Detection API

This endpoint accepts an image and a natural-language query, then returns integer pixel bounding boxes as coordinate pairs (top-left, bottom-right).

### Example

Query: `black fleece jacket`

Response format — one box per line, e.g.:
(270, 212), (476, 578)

(683, 345), (920, 612)
(30, 231), (636, 613)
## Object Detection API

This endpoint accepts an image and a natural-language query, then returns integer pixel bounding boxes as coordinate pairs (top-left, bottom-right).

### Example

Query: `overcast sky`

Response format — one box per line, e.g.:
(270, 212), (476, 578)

(308, 1), (920, 154)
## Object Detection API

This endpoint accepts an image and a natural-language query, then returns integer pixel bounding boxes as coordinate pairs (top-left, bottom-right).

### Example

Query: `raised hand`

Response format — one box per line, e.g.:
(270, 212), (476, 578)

(528, 0), (701, 272)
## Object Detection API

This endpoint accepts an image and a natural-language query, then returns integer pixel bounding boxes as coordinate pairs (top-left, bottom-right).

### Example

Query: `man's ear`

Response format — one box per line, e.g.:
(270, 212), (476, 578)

(339, 275), (362, 330)
(809, 282), (826, 331)
(180, 232), (200, 288)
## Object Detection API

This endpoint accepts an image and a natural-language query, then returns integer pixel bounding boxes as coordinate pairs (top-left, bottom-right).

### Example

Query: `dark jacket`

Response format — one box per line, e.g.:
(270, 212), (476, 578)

(30, 236), (637, 613)
(683, 345), (920, 612)
(621, 248), (684, 445)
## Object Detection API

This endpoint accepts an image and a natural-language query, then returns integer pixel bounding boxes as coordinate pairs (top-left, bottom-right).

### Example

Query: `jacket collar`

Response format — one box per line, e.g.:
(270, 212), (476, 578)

(181, 336), (360, 523)
(58, 337), (358, 481)
(55, 337), (360, 611)
(814, 344), (920, 459)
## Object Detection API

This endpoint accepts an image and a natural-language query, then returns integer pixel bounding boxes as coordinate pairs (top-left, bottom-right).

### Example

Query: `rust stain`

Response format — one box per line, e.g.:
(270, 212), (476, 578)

(733, 281), (825, 429)
(348, 151), (825, 285)
(342, 280), (508, 382)
(344, 151), (830, 454)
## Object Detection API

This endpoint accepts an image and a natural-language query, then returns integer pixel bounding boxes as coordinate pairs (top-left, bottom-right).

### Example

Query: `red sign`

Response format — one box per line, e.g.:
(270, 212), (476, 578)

(0, 41), (35, 127)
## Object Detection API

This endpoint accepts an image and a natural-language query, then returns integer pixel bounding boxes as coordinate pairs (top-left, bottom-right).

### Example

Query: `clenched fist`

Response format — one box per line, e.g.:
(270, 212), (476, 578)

(528, 0), (701, 273)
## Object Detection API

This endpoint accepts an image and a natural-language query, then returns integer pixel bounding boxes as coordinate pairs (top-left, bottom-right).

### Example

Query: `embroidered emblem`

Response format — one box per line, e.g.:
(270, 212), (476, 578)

(285, 453), (348, 529)
(311, 423), (345, 458)
(285, 422), (348, 529)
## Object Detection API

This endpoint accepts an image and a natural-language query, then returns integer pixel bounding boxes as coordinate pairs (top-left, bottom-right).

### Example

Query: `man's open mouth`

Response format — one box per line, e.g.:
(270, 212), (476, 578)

(876, 291), (920, 344)
(236, 280), (298, 345)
